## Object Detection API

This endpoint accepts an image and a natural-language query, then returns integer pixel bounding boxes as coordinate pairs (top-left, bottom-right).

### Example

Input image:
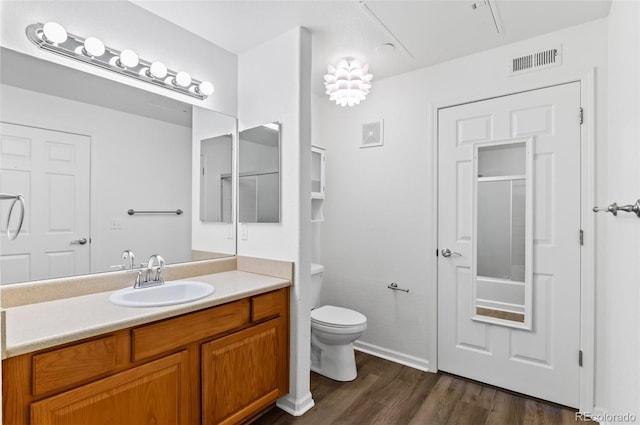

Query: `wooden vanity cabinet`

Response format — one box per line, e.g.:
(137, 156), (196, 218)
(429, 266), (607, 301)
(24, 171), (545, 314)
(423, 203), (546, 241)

(2, 287), (290, 425)
(31, 351), (191, 425)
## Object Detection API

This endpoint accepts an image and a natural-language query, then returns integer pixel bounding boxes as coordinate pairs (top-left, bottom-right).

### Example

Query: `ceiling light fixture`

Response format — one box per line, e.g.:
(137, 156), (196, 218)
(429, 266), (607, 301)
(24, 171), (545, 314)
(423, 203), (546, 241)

(26, 22), (214, 100)
(323, 58), (373, 107)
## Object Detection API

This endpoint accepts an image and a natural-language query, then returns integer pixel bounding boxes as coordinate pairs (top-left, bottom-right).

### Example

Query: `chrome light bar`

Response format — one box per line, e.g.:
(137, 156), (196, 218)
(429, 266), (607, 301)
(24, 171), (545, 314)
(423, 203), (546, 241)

(26, 22), (214, 100)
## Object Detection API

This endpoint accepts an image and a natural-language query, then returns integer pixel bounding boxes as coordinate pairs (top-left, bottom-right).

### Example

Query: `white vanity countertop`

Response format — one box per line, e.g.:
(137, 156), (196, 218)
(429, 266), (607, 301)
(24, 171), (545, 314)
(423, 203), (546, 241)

(3, 270), (290, 358)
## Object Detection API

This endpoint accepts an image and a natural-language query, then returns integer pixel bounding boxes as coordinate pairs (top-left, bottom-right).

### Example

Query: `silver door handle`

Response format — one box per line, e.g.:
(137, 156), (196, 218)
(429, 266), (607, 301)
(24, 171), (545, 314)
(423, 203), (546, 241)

(71, 237), (88, 245)
(441, 248), (461, 258)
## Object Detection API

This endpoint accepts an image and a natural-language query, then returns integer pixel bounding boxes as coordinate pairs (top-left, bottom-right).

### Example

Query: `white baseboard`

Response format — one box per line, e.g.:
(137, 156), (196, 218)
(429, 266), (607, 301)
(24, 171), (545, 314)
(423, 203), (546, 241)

(354, 341), (431, 372)
(276, 391), (315, 417)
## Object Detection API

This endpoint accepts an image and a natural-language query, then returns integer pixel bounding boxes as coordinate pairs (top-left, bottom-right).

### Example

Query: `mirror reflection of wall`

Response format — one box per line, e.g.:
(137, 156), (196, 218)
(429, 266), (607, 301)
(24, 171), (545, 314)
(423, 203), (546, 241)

(473, 140), (531, 327)
(200, 135), (233, 223)
(0, 48), (235, 285)
(238, 123), (280, 223)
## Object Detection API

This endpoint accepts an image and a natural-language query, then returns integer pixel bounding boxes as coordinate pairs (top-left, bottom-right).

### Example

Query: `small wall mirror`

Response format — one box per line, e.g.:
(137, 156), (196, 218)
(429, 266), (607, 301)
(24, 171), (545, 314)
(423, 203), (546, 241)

(472, 138), (533, 329)
(238, 122), (281, 223)
(200, 135), (233, 223)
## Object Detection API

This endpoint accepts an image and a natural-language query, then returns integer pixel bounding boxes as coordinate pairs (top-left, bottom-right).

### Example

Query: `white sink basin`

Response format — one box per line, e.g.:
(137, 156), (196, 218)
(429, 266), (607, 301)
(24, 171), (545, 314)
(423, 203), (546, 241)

(109, 280), (215, 307)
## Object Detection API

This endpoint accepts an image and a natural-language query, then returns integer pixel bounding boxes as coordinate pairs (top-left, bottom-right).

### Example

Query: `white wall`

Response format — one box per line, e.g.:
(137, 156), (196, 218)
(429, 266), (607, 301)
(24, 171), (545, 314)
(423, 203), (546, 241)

(599, 0), (640, 421)
(1, 84), (192, 272)
(315, 17), (610, 402)
(237, 27), (314, 415)
(0, 1), (237, 116)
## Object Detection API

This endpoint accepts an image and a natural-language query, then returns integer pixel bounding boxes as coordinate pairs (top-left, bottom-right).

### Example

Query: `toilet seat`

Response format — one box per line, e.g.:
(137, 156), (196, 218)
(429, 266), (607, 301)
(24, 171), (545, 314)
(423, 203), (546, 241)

(311, 305), (367, 328)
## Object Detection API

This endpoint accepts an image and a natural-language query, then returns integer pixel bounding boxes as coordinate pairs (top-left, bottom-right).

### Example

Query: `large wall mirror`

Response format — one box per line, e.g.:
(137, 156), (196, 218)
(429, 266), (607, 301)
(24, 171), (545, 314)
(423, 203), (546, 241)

(0, 48), (236, 285)
(238, 122), (281, 223)
(472, 138), (533, 329)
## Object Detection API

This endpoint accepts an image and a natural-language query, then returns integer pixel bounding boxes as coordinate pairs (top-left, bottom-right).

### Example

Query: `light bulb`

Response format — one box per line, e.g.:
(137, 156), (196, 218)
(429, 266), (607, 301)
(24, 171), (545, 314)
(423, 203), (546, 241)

(42, 22), (67, 44)
(147, 61), (167, 79)
(174, 71), (191, 88)
(117, 49), (139, 68)
(197, 81), (214, 96)
(82, 37), (105, 57)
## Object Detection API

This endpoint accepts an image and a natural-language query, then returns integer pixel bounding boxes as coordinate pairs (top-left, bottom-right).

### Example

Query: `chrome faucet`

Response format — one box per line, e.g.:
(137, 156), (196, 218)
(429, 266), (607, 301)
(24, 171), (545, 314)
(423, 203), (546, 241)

(133, 254), (165, 288)
(146, 254), (166, 284)
(121, 250), (136, 270)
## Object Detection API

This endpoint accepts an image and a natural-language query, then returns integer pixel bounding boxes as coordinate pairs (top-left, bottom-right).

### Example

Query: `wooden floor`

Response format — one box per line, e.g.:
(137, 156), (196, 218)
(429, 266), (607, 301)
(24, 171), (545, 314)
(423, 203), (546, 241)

(255, 352), (590, 425)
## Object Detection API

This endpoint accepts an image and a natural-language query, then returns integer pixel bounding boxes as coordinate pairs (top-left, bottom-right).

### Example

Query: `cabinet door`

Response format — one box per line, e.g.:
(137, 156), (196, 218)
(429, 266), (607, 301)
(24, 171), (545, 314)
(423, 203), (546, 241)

(202, 319), (282, 425)
(31, 351), (190, 425)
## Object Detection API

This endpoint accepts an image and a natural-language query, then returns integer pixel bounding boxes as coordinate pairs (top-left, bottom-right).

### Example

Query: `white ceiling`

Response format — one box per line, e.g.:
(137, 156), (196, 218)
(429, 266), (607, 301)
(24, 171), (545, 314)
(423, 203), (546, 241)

(132, 0), (612, 94)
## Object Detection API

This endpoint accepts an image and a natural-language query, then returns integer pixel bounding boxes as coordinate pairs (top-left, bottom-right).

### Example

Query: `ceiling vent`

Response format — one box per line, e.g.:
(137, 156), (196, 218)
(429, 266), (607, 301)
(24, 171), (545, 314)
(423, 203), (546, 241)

(509, 46), (562, 76)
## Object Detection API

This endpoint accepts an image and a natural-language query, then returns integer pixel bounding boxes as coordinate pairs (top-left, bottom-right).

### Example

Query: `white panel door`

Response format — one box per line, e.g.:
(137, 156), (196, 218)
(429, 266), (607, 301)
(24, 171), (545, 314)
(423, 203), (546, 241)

(0, 123), (90, 284)
(437, 83), (582, 407)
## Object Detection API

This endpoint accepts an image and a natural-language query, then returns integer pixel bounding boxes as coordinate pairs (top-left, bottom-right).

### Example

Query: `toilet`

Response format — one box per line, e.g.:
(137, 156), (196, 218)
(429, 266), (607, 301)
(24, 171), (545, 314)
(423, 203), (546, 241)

(310, 263), (367, 381)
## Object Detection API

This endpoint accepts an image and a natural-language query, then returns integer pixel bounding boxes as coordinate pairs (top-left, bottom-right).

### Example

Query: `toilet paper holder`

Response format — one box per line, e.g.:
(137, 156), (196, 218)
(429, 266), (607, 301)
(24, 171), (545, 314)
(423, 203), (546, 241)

(387, 282), (409, 293)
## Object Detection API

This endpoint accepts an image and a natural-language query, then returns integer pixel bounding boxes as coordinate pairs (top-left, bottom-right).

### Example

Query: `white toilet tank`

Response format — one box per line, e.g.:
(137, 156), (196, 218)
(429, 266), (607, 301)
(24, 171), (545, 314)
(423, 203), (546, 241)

(310, 263), (325, 309)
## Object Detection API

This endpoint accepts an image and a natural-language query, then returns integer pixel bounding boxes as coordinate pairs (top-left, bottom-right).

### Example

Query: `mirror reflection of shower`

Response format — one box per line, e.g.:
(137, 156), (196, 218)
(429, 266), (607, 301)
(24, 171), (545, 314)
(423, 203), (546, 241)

(238, 122), (281, 224)
(472, 139), (533, 329)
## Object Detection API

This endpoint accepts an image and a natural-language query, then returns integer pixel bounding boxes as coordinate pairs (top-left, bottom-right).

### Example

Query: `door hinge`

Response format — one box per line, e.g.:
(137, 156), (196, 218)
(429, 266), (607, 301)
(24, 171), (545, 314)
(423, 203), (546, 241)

(579, 107), (584, 125)
(436, 249), (439, 257)
(579, 350), (583, 367)
(579, 229), (584, 246)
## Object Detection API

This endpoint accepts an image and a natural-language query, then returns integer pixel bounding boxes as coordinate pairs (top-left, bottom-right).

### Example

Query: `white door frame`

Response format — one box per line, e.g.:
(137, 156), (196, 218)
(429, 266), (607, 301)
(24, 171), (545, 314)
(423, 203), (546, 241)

(428, 70), (596, 412)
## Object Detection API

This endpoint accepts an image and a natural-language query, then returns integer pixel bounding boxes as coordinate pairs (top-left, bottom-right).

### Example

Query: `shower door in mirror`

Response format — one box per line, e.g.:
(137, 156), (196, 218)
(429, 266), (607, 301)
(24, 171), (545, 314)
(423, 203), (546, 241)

(437, 82), (581, 407)
(472, 139), (533, 329)
(0, 123), (90, 284)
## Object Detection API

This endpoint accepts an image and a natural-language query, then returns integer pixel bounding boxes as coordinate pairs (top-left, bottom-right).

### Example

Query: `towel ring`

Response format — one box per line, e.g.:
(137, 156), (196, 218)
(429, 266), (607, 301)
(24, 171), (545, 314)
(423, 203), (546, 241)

(6, 195), (25, 240)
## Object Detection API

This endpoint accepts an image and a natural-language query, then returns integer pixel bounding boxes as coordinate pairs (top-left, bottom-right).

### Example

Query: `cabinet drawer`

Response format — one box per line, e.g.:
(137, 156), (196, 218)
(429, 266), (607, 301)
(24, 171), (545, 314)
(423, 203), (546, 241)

(132, 300), (249, 361)
(251, 289), (287, 322)
(32, 335), (117, 396)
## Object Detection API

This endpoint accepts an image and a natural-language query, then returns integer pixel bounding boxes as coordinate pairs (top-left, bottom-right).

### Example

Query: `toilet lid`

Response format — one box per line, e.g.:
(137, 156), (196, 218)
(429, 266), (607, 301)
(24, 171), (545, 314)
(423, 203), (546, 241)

(311, 305), (367, 327)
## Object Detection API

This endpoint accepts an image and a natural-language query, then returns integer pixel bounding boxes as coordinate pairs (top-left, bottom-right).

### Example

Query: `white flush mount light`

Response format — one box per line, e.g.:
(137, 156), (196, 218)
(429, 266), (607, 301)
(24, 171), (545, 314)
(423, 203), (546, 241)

(323, 58), (373, 107)
(26, 22), (214, 100)
(41, 22), (67, 45)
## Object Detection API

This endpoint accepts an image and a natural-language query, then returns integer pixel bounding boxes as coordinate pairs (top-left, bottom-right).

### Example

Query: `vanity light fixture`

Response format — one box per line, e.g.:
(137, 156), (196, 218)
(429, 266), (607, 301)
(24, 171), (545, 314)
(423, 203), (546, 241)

(26, 22), (214, 100)
(323, 58), (373, 107)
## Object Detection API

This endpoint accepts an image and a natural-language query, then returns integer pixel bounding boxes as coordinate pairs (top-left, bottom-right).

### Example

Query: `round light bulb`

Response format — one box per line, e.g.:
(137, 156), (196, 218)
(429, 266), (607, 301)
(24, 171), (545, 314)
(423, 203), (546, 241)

(148, 61), (167, 79)
(117, 49), (139, 68)
(197, 81), (214, 96)
(42, 22), (67, 44)
(174, 71), (191, 88)
(82, 37), (105, 57)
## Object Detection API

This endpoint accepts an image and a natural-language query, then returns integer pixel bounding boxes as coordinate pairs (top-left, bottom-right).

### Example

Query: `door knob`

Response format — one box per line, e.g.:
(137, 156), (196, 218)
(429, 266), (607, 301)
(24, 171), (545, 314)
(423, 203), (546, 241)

(441, 248), (461, 258)
(71, 237), (88, 245)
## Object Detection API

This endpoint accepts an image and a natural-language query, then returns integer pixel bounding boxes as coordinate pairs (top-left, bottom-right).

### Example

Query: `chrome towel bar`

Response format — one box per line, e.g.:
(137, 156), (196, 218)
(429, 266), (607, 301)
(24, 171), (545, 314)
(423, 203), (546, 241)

(128, 209), (183, 216)
(593, 199), (640, 218)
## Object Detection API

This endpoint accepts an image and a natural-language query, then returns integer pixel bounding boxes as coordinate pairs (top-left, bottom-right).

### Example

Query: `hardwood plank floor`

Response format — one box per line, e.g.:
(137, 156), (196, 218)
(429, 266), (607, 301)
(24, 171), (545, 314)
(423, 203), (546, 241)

(255, 352), (591, 425)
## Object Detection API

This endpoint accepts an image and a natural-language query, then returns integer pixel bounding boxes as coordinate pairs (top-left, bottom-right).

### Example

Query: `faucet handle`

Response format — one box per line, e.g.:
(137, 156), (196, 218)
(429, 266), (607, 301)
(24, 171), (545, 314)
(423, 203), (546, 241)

(155, 267), (164, 284)
(134, 270), (144, 288)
